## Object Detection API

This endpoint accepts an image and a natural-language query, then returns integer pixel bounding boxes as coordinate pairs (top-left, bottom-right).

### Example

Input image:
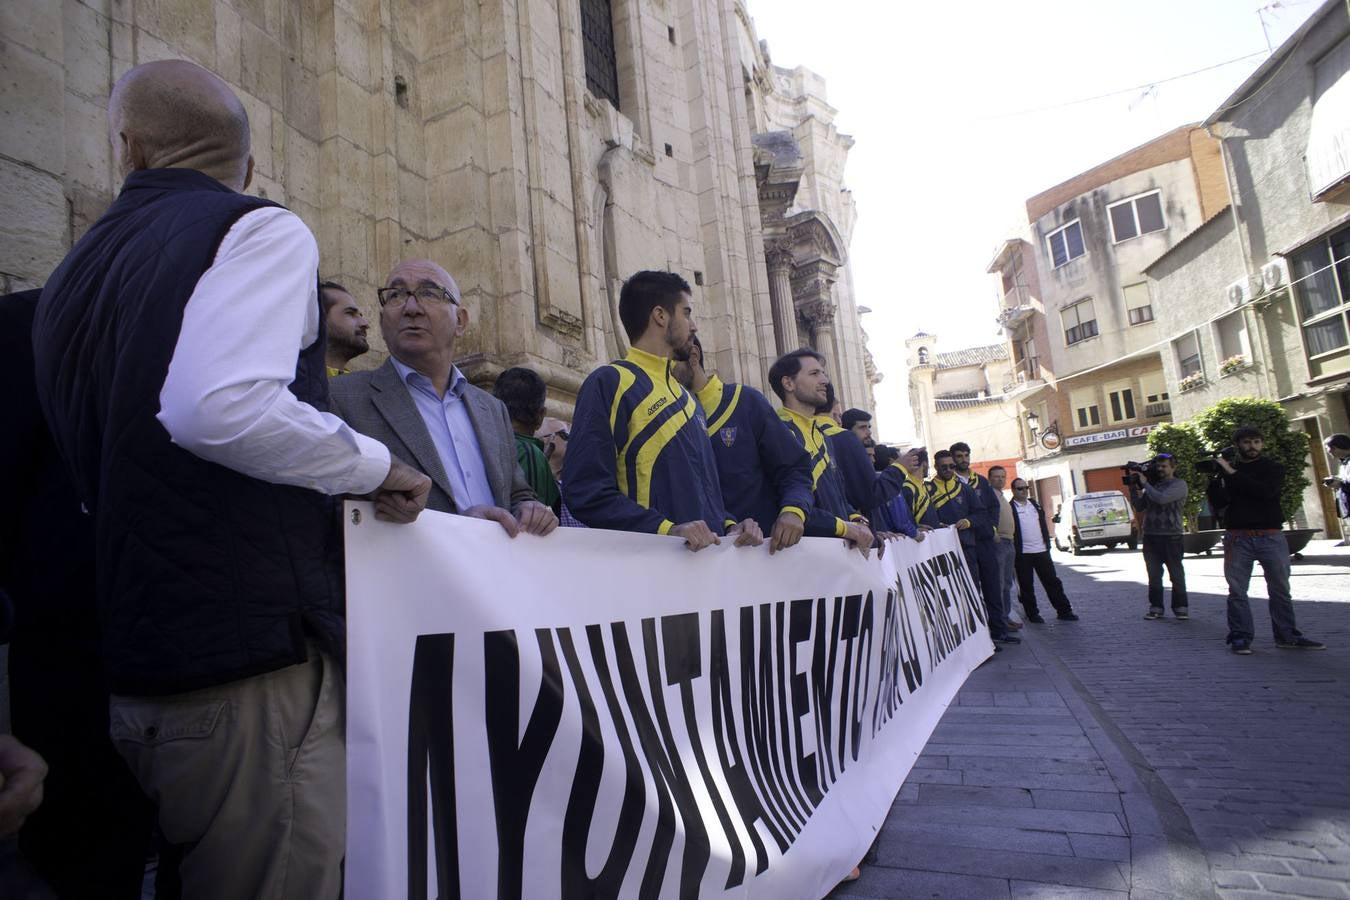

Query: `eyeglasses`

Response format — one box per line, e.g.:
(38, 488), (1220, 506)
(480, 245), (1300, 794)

(936, 462), (954, 470)
(377, 284), (458, 308)
(1013, 485), (1029, 491)
(542, 429), (569, 442)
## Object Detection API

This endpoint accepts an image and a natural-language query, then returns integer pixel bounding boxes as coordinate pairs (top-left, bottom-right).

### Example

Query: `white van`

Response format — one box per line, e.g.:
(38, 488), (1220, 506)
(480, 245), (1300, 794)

(1053, 490), (1137, 554)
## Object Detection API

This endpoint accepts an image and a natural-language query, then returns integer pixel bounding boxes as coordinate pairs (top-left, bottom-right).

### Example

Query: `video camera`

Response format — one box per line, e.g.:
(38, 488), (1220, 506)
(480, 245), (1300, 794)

(1194, 446), (1237, 475)
(1121, 458), (1163, 485)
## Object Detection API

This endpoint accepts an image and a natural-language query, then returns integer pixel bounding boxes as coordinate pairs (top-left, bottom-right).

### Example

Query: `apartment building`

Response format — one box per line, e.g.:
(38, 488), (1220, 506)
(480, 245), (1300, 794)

(993, 126), (1230, 516)
(1143, 0), (1350, 535)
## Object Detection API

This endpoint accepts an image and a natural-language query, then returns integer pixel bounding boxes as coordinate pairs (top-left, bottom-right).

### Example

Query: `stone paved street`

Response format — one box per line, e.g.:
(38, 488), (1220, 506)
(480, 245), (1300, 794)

(832, 539), (1350, 899)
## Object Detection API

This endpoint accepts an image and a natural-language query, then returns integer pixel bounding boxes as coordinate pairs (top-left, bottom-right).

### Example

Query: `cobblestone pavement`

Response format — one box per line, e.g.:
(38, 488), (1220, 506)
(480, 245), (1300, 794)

(833, 539), (1350, 899)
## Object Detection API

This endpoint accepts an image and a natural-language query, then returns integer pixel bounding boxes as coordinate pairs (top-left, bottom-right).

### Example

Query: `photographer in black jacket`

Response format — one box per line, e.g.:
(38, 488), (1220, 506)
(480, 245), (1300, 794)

(1207, 425), (1326, 655)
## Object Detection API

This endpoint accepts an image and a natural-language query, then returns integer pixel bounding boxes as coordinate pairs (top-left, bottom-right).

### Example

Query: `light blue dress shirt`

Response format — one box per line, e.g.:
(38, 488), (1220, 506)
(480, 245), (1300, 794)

(391, 358), (495, 511)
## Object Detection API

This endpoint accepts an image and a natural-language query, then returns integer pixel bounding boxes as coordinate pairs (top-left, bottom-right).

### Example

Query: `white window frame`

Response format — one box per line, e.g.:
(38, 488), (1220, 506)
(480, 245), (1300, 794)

(1062, 298), (1099, 346)
(1174, 330), (1203, 378)
(1047, 220), (1086, 269)
(1069, 387), (1101, 430)
(1140, 372), (1170, 405)
(1107, 190), (1167, 244)
(1123, 282), (1154, 326)
(1211, 311), (1251, 365)
(1105, 379), (1137, 423)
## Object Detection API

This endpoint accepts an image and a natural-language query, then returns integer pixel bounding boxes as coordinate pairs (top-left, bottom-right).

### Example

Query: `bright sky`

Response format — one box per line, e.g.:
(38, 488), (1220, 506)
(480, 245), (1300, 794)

(745, 0), (1321, 443)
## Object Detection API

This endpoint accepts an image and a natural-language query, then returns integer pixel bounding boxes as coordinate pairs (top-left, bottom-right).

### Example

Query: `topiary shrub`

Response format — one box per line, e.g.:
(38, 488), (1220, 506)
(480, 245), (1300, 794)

(1190, 396), (1311, 524)
(1146, 421), (1207, 527)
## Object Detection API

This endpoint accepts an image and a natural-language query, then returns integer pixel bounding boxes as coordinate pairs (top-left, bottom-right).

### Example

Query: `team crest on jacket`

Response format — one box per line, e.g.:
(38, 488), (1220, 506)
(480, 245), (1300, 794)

(719, 426), (738, 447)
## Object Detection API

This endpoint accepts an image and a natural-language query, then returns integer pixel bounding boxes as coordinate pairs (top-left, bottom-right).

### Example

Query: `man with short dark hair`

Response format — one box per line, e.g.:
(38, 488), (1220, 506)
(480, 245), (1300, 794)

(768, 349), (872, 552)
(988, 465), (1020, 631)
(672, 336), (812, 554)
(842, 408), (872, 443)
(930, 451), (1019, 643)
(494, 367), (562, 517)
(1209, 425), (1325, 654)
(320, 280), (369, 376)
(1010, 479), (1075, 623)
(564, 271), (762, 551)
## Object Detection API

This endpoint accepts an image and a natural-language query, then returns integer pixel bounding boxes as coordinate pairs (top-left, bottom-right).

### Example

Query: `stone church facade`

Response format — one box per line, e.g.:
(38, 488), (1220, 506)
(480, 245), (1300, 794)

(1, 0), (877, 416)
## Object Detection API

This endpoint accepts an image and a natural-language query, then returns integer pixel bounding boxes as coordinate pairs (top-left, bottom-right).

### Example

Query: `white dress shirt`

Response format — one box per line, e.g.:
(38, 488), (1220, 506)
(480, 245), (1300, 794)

(157, 207), (391, 495)
(1012, 499), (1046, 553)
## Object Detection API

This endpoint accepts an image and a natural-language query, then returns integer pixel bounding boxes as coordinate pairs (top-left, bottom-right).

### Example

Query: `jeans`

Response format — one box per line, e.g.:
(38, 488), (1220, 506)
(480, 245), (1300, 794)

(995, 538), (1016, 624)
(1224, 532), (1301, 644)
(1015, 551), (1073, 617)
(1142, 533), (1188, 611)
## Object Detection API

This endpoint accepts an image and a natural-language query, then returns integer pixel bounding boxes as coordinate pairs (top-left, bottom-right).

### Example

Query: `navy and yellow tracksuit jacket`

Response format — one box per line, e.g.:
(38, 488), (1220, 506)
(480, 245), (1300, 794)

(928, 475), (982, 549)
(815, 418), (880, 523)
(961, 471), (1001, 544)
(901, 468), (940, 529)
(563, 347), (733, 535)
(694, 375), (813, 534)
(777, 407), (854, 538)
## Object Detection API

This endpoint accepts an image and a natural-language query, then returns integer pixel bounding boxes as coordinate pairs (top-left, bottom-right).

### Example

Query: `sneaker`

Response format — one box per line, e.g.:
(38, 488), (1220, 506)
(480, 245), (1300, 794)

(1026, 614), (1046, 624)
(992, 633), (1022, 644)
(1057, 612), (1079, 621)
(1145, 608), (1163, 620)
(1174, 608), (1189, 620)
(1275, 637), (1327, 650)
(1006, 620), (1024, 630)
(1230, 639), (1253, 655)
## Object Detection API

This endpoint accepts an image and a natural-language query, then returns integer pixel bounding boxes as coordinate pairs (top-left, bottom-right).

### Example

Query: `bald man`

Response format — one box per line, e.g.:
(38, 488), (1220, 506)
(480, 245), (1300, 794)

(32, 60), (430, 899)
(329, 259), (559, 535)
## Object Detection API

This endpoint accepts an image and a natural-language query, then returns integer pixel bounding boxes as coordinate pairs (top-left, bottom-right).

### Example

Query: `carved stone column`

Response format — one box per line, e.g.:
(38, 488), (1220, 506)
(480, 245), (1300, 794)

(802, 299), (840, 371)
(765, 241), (798, 354)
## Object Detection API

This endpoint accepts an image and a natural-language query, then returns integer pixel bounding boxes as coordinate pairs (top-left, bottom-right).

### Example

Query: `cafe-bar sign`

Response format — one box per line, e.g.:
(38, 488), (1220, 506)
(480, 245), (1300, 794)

(1063, 423), (1161, 449)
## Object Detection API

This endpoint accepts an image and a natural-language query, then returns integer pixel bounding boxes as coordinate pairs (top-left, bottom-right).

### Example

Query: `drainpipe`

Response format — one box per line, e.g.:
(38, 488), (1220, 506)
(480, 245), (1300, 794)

(594, 143), (627, 358)
(1206, 123), (1278, 398)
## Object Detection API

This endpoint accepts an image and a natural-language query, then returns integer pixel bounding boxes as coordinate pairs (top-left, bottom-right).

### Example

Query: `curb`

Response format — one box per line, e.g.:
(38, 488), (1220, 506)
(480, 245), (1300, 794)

(1023, 631), (1217, 900)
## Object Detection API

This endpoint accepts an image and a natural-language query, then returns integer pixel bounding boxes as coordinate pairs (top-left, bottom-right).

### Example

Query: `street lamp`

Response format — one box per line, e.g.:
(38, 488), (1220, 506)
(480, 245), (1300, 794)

(1026, 410), (1041, 435)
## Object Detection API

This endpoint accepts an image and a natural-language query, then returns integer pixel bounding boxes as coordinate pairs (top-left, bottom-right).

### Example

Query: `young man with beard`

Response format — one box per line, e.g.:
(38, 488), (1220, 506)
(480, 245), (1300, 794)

(767, 349), (873, 553)
(1209, 425), (1325, 654)
(563, 271), (762, 551)
(672, 335), (812, 554)
(320, 280), (369, 376)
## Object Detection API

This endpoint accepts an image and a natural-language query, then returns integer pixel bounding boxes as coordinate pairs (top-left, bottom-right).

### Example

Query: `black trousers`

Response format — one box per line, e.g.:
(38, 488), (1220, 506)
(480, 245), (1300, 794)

(1142, 533), (1188, 611)
(1015, 551), (1073, 617)
(964, 542), (1007, 636)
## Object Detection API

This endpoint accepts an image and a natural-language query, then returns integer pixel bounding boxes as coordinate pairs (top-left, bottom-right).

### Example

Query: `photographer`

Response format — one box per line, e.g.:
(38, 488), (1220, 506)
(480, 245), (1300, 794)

(1323, 433), (1350, 543)
(1127, 454), (1188, 620)
(1206, 425), (1326, 655)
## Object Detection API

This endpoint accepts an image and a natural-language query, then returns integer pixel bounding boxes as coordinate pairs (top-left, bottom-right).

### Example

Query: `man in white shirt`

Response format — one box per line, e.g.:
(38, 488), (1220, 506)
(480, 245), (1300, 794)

(1010, 479), (1077, 623)
(33, 60), (430, 900)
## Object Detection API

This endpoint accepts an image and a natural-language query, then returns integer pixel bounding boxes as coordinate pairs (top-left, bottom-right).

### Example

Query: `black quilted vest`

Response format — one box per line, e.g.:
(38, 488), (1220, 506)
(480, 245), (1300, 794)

(33, 168), (342, 695)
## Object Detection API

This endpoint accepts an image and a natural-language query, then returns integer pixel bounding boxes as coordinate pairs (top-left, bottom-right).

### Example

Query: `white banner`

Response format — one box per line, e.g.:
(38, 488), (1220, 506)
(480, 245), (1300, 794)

(344, 504), (993, 900)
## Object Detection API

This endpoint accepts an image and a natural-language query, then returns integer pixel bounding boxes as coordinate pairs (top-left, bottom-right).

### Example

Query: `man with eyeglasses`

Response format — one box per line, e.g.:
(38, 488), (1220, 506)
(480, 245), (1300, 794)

(1128, 454), (1189, 620)
(930, 450), (1020, 643)
(329, 259), (558, 538)
(537, 417), (584, 527)
(1009, 480), (1077, 623)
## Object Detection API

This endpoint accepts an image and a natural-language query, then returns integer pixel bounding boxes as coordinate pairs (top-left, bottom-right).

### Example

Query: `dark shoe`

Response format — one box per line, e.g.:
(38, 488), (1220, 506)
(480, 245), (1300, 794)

(1057, 612), (1079, 621)
(1026, 614), (1046, 624)
(1174, 608), (1189, 620)
(1276, 637), (1326, 650)
(1230, 638), (1253, 655)
(1144, 608), (1163, 620)
(992, 633), (1022, 644)
(1006, 620), (1024, 630)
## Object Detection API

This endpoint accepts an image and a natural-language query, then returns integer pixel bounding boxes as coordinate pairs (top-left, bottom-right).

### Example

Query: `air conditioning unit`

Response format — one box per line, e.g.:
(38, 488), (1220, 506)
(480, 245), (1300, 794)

(1260, 258), (1290, 295)
(1226, 277), (1253, 307)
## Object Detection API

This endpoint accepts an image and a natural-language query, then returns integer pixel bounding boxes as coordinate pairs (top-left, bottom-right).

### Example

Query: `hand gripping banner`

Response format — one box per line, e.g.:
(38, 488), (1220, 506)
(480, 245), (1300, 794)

(344, 503), (993, 900)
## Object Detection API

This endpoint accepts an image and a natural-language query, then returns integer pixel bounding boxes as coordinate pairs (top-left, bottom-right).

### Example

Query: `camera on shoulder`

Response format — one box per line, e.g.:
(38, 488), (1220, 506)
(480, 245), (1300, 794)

(1121, 458), (1161, 485)
(1195, 446), (1237, 476)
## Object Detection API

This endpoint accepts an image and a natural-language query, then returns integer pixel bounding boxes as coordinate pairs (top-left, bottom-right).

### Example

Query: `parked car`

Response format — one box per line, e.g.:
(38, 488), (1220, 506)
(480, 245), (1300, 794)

(1053, 490), (1138, 554)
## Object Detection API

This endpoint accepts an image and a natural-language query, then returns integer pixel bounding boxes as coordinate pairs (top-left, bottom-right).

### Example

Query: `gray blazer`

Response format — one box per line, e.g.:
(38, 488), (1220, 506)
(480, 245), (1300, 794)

(329, 358), (535, 514)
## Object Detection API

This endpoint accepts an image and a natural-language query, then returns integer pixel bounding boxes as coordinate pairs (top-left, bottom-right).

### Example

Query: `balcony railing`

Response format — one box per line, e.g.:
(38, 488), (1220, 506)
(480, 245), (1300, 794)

(1002, 356), (1043, 393)
(1144, 400), (1172, 418)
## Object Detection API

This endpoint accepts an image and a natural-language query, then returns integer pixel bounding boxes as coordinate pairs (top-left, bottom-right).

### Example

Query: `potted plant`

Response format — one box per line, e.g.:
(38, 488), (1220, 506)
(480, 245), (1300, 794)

(1191, 397), (1316, 555)
(1219, 354), (1246, 375)
(1178, 372), (1205, 392)
(1147, 422), (1223, 555)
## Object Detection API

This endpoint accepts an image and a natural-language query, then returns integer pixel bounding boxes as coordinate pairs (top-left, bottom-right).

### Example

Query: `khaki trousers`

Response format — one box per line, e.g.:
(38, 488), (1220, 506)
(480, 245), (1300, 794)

(109, 646), (345, 900)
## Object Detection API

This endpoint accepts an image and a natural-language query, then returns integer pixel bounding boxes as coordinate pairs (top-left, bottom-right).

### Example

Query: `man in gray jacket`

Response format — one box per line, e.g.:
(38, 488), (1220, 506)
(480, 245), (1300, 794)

(1129, 454), (1189, 620)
